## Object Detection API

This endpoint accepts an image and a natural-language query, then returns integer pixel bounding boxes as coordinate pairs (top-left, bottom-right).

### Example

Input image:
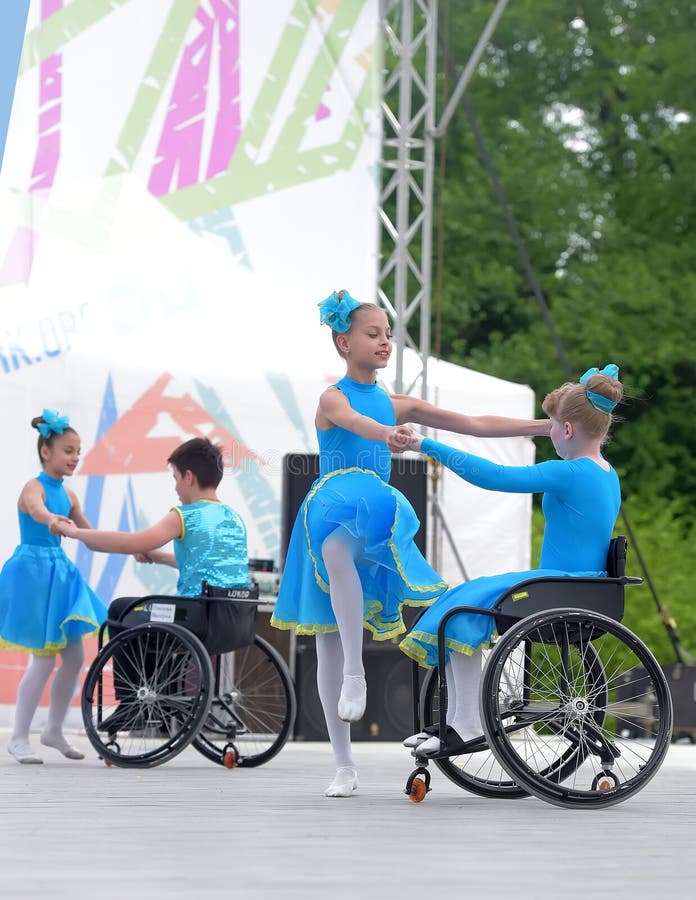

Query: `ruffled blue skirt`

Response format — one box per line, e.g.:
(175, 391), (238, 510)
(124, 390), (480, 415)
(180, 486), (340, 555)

(271, 468), (447, 640)
(0, 544), (108, 655)
(400, 568), (604, 667)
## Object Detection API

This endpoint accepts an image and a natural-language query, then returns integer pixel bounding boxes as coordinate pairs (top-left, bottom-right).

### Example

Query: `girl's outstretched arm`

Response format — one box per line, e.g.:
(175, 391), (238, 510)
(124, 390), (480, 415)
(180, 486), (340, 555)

(317, 386), (395, 442)
(391, 394), (551, 438)
(419, 436), (567, 494)
(59, 510), (182, 555)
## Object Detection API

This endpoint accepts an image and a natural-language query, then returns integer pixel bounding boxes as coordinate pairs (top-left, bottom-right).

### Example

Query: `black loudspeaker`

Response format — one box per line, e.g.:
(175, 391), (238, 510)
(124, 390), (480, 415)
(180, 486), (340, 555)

(281, 453), (428, 566)
(618, 662), (696, 741)
(293, 635), (415, 742)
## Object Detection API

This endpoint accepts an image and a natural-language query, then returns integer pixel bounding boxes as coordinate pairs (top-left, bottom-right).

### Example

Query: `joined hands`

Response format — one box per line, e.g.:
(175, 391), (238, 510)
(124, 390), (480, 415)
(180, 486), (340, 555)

(386, 425), (424, 453)
(50, 516), (76, 537)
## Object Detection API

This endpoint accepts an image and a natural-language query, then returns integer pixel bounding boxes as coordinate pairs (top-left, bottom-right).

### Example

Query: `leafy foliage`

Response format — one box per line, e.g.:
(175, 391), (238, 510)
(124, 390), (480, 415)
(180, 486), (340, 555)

(435, 0), (696, 659)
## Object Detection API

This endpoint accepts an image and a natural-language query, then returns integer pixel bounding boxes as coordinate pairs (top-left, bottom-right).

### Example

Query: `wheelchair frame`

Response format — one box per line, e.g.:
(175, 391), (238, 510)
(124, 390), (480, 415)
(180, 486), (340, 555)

(405, 537), (673, 808)
(81, 588), (296, 770)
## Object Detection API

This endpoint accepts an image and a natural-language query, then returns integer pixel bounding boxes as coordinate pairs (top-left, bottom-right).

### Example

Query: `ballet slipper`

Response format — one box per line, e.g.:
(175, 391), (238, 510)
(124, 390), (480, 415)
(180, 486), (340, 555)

(337, 674), (367, 722)
(403, 731), (430, 748)
(40, 731), (85, 760)
(403, 723), (440, 748)
(417, 724), (483, 757)
(325, 766), (358, 798)
(8, 740), (43, 765)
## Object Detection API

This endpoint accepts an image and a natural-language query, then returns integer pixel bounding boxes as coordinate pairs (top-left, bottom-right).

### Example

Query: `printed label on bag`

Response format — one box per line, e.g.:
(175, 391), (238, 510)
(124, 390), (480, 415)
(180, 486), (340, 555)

(149, 603), (176, 623)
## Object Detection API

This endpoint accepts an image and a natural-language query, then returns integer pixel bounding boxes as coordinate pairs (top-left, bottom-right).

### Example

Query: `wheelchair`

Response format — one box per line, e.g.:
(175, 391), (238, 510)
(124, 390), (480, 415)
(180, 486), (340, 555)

(81, 583), (296, 769)
(405, 537), (673, 809)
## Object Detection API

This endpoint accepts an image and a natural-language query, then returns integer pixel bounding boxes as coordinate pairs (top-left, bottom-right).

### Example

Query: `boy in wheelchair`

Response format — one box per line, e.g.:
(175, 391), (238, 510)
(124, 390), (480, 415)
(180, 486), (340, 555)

(57, 437), (251, 729)
(395, 365), (626, 756)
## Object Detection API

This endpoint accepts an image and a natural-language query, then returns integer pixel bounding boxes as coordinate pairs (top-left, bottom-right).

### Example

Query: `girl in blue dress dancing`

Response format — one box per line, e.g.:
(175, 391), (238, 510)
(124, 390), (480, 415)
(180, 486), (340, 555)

(271, 290), (550, 796)
(399, 365), (624, 755)
(0, 411), (108, 763)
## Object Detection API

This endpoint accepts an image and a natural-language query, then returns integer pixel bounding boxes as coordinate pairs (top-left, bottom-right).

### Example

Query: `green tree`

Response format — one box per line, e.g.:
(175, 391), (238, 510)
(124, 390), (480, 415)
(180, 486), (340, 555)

(435, 0), (696, 510)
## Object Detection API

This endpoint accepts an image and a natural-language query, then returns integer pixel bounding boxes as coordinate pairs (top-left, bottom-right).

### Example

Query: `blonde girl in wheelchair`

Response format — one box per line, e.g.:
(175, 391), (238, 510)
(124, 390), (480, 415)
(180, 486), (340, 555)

(397, 365), (625, 756)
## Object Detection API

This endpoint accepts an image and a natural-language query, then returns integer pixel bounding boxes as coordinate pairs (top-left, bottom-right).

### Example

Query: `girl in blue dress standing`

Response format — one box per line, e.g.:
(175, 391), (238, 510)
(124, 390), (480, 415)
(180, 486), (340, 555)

(0, 411), (108, 763)
(271, 291), (550, 796)
(399, 366), (625, 755)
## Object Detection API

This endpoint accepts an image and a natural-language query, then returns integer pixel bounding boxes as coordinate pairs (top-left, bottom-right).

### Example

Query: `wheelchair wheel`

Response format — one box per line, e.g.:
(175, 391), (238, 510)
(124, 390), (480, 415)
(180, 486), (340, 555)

(421, 660), (529, 799)
(81, 623), (214, 768)
(480, 609), (673, 809)
(192, 636), (296, 768)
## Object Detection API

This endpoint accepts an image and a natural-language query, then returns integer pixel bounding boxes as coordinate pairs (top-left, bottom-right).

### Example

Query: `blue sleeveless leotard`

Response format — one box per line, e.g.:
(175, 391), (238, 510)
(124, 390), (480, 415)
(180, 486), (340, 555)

(271, 376), (447, 640)
(0, 472), (108, 654)
(400, 438), (622, 666)
(173, 500), (249, 595)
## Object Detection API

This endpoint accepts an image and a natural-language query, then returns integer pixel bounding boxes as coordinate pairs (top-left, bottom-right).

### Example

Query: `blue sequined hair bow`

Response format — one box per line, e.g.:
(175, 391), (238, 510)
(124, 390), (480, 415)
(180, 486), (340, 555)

(579, 364), (619, 414)
(318, 290), (362, 334)
(36, 408), (70, 438)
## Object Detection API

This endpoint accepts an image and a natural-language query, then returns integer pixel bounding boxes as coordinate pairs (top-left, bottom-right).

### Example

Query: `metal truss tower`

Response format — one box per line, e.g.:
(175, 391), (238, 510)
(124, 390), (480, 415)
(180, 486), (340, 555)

(377, 0), (438, 397)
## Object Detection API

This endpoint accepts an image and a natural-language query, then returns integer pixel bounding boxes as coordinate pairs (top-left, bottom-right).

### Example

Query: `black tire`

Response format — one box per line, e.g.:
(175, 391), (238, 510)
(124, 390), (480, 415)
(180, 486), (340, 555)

(420, 663), (529, 799)
(192, 636), (296, 768)
(481, 609), (673, 809)
(81, 623), (213, 768)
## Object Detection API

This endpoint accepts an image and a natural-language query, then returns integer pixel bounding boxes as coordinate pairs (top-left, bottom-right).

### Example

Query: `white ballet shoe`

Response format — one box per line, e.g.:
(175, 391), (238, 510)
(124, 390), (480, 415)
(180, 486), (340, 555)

(417, 723), (483, 756)
(8, 740), (43, 765)
(325, 766), (358, 798)
(337, 674), (367, 722)
(415, 735), (442, 755)
(40, 731), (85, 760)
(402, 731), (430, 748)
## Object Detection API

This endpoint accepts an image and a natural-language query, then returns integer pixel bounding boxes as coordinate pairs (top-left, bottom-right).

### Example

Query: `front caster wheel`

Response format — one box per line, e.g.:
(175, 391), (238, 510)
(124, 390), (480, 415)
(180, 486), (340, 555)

(405, 766), (431, 803)
(592, 771), (619, 792)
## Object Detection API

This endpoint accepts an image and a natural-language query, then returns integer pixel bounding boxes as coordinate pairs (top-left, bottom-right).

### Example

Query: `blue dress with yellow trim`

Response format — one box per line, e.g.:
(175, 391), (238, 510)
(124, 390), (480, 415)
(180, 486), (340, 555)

(173, 500), (250, 595)
(0, 472), (108, 655)
(399, 438), (622, 667)
(270, 376), (447, 640)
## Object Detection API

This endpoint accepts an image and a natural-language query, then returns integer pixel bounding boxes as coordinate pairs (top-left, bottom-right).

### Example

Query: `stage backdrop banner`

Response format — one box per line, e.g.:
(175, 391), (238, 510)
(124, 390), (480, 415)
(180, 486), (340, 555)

(0, 0), (383, 711)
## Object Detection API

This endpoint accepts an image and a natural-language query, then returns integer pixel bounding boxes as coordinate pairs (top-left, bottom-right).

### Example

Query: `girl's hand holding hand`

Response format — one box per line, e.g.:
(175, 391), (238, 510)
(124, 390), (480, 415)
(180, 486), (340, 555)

(387, 425), (426, 452)
(54, 516), (79, 538)
(49, 515), (74, 536)
(387, 425), (413, 453)
(134, 552), (154, 564)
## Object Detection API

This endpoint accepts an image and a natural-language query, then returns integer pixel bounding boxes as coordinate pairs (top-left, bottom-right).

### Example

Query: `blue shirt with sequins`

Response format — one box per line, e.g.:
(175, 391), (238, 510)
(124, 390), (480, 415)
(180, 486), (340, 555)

(172, 501), (249, 596)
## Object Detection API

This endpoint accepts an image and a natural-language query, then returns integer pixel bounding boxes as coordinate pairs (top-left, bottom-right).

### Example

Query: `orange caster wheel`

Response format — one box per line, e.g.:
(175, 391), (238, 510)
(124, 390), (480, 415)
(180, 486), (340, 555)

(592, 771), (618, 792)
(405, 766), (431, 802)
(409, 776), (427, 803)
(223, 749), (238, 769)
(104, 759), (114, 767)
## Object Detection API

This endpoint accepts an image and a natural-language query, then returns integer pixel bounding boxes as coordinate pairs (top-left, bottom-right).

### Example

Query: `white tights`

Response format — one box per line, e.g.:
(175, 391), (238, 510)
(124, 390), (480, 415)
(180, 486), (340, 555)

(445, 649), (483, 740)
(315, 527), (366, 796)
(11, 640), (85, 748)
(408, 649), (484, 753)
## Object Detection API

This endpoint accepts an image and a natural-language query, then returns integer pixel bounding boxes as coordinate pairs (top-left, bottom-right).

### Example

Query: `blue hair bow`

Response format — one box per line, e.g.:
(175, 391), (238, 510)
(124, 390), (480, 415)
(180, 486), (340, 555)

(579, 364), (619, 414)
(37, 408), (70, 438)
(318, 290), (361, 334)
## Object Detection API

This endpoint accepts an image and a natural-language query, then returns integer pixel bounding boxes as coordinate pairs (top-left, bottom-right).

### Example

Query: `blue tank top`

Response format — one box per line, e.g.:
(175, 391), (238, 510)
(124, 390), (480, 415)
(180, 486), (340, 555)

(317, 376), (395, 481)
(17, 472), (71, 547)
(173, 501), (249, 596)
